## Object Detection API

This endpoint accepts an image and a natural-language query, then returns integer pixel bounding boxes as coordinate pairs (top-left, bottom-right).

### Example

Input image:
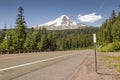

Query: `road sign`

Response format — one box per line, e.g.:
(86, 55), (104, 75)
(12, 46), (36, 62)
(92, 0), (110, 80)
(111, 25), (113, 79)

(93, 33), (96, 43)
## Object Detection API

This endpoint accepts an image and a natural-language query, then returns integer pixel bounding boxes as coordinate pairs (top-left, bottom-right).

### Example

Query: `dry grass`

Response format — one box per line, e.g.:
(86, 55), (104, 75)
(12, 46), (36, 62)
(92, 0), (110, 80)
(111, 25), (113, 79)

(100, 56), (120, 73)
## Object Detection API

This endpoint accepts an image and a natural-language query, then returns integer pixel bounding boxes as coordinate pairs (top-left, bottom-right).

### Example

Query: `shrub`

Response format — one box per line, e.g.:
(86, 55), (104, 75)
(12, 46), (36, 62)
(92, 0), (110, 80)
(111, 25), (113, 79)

(98, 42), (120, 52)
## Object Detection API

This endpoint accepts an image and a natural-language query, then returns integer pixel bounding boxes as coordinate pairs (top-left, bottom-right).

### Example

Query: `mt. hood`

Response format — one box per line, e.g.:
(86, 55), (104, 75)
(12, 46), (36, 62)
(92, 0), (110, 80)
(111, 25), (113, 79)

(34, 15), (86, 30)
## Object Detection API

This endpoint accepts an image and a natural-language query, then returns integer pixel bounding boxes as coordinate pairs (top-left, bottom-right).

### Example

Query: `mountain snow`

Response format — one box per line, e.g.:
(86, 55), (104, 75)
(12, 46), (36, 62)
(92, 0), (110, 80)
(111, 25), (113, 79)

(34, 15), (86, 30)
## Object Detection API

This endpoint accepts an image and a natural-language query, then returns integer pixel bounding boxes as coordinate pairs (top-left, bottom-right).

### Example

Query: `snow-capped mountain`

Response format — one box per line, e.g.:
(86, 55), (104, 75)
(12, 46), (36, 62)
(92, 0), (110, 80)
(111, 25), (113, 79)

(34, 15), (86, 30)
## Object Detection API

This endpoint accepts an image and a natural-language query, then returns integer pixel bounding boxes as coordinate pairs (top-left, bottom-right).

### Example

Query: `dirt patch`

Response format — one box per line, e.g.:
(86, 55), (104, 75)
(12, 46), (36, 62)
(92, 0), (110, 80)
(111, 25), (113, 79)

(71, 51), (120, 80)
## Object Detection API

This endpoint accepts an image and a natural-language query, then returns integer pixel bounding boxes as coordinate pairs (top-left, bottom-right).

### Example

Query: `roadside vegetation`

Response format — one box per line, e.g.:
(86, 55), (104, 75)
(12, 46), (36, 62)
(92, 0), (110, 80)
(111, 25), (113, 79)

(98, 6), (120, 78)
(97, 9), (120, 52)
(98, 42), (120, 52)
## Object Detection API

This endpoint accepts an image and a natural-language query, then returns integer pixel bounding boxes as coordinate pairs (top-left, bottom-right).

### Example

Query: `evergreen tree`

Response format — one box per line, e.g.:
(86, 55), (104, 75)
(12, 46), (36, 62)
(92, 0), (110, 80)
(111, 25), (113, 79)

(112, 21), (120, 42)
(98, 9), (120, 47)
(37, 28), (49, 51)
(12, 6), (27, 50)
(111, 10), (116, 23)
(47, 32), (57, 51)
(24, 28), (37, 50)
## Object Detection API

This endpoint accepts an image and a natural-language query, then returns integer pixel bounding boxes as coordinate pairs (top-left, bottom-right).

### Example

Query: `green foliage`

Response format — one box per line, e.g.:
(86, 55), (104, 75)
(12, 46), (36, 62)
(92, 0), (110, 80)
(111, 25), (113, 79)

(98, 42), (120, 52)
(24, 29), (38, 50)
(98, 9), (120, 52)
(47, 32), (57, 51)
(0, 32), (4, 43)
(12, 6), (27, 50)
(110, 10), (116, 23)
(37, 28), (49, 51)
(0, 40), (6, 50)
(112, 20), (120, 42)
(0, 26), (98, 51)
(50, 27), (98, 50)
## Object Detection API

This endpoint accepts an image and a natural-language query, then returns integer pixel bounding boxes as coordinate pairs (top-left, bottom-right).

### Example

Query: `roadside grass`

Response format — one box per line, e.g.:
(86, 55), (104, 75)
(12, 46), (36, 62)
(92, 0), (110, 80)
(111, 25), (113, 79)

(100, 56), (120, 72)
(97, 42), (120, 52)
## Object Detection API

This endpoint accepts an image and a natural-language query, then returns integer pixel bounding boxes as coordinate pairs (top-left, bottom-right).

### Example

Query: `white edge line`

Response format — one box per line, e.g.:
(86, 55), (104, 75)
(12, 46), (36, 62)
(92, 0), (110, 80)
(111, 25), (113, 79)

(0, 52), (79, 72)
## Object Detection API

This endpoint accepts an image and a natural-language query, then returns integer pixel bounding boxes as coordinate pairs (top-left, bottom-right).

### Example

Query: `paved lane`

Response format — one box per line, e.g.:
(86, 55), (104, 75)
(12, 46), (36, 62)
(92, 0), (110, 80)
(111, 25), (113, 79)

(0, 51), (77, 69)
(0, 50), (91, 80)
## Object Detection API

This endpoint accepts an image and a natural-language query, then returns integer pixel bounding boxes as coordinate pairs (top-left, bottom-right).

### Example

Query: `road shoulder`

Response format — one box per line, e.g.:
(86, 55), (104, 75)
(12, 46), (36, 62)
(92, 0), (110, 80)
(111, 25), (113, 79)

(71, 51), (120, 80)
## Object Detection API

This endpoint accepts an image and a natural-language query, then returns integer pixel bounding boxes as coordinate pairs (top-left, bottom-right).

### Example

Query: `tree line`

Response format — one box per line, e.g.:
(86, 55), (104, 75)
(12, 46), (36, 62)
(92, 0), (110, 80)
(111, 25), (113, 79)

(0, 6), (99, 52)
(98, 9), (120, 46)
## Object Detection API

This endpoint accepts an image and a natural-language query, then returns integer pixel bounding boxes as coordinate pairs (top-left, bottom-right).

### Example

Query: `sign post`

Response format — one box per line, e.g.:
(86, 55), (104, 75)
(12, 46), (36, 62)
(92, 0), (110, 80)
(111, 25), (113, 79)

(93, 33), (97, 73)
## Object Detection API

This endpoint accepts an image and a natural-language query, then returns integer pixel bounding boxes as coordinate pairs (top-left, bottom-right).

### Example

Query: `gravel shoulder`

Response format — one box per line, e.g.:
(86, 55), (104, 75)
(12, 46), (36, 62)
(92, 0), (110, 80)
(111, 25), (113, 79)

(71, 51), (120, 80)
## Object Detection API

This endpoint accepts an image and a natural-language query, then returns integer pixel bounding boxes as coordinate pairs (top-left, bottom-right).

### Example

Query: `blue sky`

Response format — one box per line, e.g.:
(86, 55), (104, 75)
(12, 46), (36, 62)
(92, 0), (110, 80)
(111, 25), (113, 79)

(0, 0), (120, 29)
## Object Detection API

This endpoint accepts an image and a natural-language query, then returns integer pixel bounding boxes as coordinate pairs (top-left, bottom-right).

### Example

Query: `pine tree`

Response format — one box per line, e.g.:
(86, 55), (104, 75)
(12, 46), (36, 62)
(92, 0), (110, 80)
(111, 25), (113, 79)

(37, 28), (49, 51)
(112, 21), (120, 42)
(98, 9), (120, 47)
(24, 29), (37, 50)
(47, 32), (57, 51)
(12, 6), (27, 50)
(111, 10), (116, 23)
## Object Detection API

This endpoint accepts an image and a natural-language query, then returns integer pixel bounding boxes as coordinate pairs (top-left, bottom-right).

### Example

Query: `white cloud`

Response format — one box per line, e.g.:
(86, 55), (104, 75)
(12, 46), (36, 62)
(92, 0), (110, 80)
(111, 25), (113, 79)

(77, 13), (102, 23)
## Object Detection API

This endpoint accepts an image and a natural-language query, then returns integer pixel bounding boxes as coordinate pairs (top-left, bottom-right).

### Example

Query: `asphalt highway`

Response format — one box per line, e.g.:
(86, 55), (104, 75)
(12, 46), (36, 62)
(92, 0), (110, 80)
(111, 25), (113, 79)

(0, 50), (92, 80)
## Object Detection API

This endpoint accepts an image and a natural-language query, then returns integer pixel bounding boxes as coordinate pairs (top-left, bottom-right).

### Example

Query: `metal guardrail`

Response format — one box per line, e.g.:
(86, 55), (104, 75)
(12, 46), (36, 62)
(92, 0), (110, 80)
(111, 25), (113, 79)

(0, 50), (40, 54)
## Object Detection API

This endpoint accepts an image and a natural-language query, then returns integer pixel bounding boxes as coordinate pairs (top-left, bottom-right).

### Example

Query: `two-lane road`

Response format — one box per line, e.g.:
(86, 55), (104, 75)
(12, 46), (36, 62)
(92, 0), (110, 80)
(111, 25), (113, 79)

(0, 50), (92, 80)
